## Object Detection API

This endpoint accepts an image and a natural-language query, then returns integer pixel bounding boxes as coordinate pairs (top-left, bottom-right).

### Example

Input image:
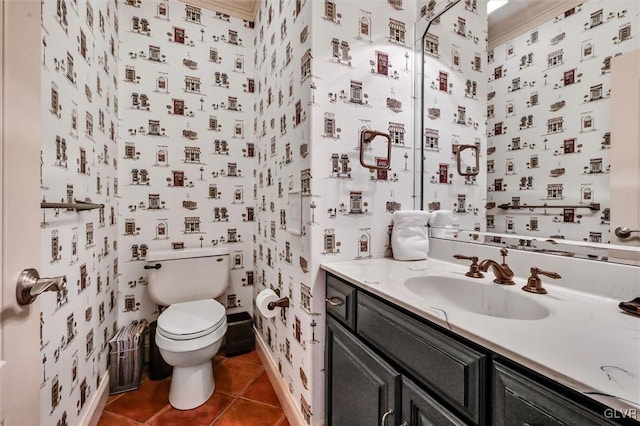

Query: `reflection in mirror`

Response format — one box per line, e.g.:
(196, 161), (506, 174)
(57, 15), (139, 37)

(415, 0), (640, 264)
(413, 0), (488, 237)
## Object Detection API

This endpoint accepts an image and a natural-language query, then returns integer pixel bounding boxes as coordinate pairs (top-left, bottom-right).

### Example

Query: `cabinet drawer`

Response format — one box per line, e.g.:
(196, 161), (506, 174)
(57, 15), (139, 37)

(493, 362), (616, 426)
(357, 292), (486, 425)
(326, 274), (356, 330)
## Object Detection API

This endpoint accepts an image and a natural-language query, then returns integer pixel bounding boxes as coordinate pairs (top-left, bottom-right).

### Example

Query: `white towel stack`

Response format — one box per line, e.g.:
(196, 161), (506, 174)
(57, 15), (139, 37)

(391, 210), (430, 261)
(428, 210), (454, 227)
(428, 210), (457, 238)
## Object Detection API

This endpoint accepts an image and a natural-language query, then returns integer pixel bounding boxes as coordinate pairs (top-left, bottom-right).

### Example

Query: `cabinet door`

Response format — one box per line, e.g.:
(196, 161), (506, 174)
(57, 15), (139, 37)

(401, 377), (467, 426)
(357, 292), (486, 424)
(326, 317), (399, 426)
(493, 363), (616, 426)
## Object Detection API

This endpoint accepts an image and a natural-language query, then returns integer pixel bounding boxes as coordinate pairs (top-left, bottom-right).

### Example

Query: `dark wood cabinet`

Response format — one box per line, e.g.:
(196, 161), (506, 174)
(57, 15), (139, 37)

(325, 272), (633, 426)
(326, 317), (398, 426)
(357, 292), (486, 424)
(401, 377), (467, 426)
(493, 362), (617, 426)
(326, 274), (356, 330)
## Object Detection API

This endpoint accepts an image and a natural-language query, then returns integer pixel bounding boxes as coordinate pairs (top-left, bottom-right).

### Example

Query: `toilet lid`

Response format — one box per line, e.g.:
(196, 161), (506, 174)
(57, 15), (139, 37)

(157, 299), (226, 340)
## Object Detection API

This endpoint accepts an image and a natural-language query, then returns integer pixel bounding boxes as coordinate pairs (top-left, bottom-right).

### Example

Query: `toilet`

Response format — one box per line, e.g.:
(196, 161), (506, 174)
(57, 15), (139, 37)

(146, 247), (230, 410)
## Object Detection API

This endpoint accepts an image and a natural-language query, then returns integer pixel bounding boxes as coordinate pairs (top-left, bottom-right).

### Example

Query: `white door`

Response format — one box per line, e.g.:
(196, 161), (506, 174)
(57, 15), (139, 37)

(1, 1), (42, 424)
(611, 49), (640, 262)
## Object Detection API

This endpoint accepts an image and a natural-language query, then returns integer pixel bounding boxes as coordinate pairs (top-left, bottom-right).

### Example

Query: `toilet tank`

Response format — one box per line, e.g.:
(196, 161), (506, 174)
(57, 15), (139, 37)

(146, 247), (230, 306)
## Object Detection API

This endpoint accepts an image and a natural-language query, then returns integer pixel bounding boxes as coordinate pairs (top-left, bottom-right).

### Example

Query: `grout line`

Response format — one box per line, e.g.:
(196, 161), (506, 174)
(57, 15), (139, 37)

(105, 393), (124, 406)
(143, 403), (172, 425)
(236, 395), (284, 410)
(102, 410), (146, 425)
(237, 366), (266, 394)
(207, 394), (238, 426)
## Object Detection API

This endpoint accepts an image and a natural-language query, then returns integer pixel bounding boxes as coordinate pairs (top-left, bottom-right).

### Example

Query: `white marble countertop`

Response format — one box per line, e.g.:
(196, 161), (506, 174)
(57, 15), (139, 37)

(321, 257), (640, 415)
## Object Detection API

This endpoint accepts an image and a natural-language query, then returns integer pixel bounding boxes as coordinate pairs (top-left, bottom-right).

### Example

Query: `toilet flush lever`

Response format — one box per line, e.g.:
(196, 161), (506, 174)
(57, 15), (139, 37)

(144, 263), (162, 270)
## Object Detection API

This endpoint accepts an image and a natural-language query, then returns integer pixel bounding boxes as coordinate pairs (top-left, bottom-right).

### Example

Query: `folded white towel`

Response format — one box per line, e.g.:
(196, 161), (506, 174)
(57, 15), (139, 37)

(428, 210), (454, 227)
(391, 210), (430, 261)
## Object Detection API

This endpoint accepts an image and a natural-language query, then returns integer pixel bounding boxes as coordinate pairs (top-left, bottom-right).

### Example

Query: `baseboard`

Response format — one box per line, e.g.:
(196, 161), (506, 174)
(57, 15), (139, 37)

(254, 328), (310, 426)
(81, 370), (110, 426)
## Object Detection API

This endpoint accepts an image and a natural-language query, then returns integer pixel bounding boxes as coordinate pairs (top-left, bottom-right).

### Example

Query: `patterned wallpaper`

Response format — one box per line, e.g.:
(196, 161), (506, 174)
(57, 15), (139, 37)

(418, 0), (488, 239)
(251, 0), (314, 422)
(486, 0), (638, 243)
(40, 0), (120, 424)
(37, 0), (486, 423)
(117, 1), (256, 324)
(251, 0), (417, 423)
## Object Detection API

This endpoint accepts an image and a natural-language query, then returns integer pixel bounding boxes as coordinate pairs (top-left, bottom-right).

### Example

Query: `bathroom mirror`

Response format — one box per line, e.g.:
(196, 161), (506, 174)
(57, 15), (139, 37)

(414, 0), (640, 264)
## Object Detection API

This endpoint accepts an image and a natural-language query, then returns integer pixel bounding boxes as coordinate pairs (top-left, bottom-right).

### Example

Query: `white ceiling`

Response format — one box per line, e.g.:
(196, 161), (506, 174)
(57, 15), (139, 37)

(178, 0), (260, 21)
(178, 0), (584, 49)
(488, 0), (584, 48)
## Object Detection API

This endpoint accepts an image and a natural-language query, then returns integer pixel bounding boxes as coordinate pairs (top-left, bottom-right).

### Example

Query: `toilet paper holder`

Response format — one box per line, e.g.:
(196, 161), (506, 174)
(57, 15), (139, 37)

(267, 297), (290, 310)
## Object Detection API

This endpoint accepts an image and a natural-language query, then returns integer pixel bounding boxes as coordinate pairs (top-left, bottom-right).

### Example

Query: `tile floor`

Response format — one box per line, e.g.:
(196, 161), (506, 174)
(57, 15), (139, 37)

(98, 350), (290, 426)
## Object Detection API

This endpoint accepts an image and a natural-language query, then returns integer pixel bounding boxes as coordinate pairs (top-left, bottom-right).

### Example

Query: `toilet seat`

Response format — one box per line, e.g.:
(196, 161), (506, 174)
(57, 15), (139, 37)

(158, 299), (226, 340)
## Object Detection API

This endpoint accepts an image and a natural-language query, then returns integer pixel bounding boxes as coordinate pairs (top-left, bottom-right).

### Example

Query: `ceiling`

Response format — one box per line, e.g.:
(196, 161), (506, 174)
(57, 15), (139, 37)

(488, 0), (583, 48)
(178, 0), (260, 21)
(179, 0), (585, 48)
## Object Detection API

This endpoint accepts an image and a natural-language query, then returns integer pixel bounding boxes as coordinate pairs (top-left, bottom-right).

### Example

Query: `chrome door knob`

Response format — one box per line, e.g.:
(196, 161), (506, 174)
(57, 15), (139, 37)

(615, 227), (640, 239)
(16, 268), (67, 305)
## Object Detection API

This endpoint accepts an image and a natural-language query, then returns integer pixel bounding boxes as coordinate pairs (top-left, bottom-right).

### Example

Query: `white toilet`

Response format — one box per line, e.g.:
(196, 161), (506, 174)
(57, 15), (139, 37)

(146, 247), (230, 410)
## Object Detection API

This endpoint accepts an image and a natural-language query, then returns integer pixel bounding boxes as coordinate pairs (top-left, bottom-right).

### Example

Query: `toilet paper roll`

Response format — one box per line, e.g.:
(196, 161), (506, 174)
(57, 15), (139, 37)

(256, 288), (279, 319)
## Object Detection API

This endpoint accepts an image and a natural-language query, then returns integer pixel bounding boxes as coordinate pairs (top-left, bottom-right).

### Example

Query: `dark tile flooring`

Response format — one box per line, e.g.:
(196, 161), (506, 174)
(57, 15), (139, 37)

(98, 350), (290, 426)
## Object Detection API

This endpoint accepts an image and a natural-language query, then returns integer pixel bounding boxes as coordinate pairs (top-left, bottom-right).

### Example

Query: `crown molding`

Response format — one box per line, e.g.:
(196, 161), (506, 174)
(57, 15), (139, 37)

(177, 0), (260, 21)
(488, 0), (584, 49)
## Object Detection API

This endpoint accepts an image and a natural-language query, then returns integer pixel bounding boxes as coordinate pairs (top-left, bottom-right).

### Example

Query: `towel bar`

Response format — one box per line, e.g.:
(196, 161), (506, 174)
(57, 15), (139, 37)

(455, 144), (480, 177)
(359, 130), (392, 171)
(41, 199), (104, 211)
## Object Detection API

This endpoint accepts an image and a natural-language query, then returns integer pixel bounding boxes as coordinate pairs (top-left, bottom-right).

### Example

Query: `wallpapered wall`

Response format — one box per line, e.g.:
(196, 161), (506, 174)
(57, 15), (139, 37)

(251, 0), (418, 423)
(486, 0), (638, 242)
(40, 0), (120, 424)
(418, 0), (488, 239)
(251, 0), (313, 421)
(39, 0), (487, 424)
(117, 1), (256, 324)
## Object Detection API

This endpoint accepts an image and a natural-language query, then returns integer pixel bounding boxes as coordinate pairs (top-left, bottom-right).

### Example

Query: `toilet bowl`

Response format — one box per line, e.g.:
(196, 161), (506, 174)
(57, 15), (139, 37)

(146, 247), (230, 410)
(155, 299), (227, 410)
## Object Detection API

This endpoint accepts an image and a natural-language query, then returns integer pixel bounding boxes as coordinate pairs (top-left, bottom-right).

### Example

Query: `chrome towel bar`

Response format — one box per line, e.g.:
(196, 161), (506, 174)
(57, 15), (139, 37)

(41, 199), (104, 211)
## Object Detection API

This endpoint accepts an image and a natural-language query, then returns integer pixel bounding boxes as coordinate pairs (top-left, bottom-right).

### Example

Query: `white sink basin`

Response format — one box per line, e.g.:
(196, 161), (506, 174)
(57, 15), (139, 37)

(404, 276), (551, 320)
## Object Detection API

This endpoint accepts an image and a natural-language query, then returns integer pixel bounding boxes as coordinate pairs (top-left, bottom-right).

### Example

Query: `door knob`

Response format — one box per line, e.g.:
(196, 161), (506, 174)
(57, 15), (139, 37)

(16, 268), (67, 305)
(615, 227), (640, 239)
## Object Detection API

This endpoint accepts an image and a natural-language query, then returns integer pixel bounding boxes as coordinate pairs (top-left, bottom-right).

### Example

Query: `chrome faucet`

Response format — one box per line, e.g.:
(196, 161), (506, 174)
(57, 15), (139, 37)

(478, 249), (515, 285)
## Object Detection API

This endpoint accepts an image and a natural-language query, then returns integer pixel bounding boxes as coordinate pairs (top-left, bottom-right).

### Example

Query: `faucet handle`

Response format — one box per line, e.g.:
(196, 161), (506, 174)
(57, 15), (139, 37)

(453, 254), (475, 261)
(499, 248), (509, 264)
(535, 268), (561, 280)
(523, 267), (561, 294)
(453, 254), (484, 278)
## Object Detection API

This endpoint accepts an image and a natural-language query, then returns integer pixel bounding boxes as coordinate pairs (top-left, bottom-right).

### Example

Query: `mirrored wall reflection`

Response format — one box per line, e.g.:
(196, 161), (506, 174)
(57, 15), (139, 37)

(484, 1), (639, 245)
(414, 0), (488, 232)
(416, 0), (640, 264)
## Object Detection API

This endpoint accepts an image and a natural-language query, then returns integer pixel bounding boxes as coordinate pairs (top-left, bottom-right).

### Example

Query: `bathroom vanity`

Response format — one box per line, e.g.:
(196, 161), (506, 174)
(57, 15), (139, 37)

(322, 258), (640, 426)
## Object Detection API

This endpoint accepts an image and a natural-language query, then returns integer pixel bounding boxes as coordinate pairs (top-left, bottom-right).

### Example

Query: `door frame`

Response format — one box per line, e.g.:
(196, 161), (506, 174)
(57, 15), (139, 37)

(1, 0), (42, 424)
